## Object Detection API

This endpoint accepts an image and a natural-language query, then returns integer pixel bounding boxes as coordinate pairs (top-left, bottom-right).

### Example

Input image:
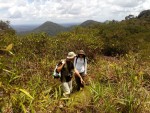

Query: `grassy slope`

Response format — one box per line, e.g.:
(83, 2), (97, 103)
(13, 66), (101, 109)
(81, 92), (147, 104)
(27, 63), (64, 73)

(43, 56), (150, 113)
(1, 54), (150, 113)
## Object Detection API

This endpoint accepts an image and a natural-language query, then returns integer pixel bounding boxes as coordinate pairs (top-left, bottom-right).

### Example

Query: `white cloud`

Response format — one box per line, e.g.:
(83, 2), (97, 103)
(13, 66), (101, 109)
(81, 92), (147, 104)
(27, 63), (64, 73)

(0, 0), (149, 24)
(143, 0), (150, 9)
(106, 0), (145, 7)
(9, 10), (22, 18)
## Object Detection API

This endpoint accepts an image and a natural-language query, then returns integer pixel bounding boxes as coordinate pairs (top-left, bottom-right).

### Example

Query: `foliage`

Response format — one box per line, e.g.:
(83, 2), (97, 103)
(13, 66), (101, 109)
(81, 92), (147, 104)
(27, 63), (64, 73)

(0, 16), (150, 112)
(0, 20), (16, 35)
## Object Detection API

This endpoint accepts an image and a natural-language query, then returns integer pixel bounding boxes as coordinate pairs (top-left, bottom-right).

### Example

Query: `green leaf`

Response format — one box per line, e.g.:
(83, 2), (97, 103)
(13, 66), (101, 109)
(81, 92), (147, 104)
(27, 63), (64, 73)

(8, 51), (14, 55)
(6, 43), (13, 51)
(3, 69), (15, 74)
(19, 89), (34, 100)
(20, 102), (27, 113)
(9, 76), (21, 83)
(42, 87), (52, 94)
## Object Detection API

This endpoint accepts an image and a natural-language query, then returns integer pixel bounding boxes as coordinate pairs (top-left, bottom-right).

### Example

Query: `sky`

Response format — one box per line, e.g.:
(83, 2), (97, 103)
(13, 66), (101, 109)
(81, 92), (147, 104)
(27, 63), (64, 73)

(0, 0), (150, 25)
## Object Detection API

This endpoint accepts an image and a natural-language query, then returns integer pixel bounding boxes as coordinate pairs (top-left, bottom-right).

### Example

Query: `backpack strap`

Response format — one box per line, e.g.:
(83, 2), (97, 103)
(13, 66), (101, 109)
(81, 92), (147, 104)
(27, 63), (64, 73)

(74, 56), (87, 75)
(75, 56), (86, 66)
(75, 56), (78, 66)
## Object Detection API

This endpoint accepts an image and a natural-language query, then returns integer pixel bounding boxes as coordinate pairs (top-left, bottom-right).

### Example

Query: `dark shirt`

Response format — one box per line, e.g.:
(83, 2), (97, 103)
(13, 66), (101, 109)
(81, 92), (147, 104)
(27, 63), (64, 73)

(58, 60), (74, 82)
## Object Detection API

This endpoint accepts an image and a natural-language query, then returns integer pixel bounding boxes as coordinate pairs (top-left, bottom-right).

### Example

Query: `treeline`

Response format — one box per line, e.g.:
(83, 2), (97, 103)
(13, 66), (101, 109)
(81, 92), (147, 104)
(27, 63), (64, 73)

(0, 17), (150, 60)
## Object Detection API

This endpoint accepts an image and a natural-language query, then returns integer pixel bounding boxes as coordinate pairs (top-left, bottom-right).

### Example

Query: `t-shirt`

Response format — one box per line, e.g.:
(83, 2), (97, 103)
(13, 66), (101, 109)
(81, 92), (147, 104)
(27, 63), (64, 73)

(74, 57), (87, 74)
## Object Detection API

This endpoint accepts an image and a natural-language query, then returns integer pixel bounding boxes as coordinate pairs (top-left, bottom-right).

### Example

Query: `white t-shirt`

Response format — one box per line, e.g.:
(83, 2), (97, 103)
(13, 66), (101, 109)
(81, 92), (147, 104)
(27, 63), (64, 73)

(74, 57), (87, 75)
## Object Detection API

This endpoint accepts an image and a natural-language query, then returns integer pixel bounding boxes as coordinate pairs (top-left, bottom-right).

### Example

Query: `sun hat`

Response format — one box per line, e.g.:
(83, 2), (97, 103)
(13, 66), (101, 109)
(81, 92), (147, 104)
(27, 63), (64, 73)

(67, 52), (76, 59)
(78, 50), (85, 55)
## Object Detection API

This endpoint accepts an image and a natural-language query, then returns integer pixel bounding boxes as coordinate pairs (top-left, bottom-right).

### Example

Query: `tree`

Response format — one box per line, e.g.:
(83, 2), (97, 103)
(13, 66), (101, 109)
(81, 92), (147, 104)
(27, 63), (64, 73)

(0, 20), (15, 35)
(125, 15), (135, 20)
(138, 10), (150, 19)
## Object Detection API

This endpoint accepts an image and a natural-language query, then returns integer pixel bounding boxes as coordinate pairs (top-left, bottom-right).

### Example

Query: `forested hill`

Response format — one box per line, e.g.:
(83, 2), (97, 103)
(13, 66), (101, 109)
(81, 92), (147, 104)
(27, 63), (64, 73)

(15, 9), (150, 36)
(16, 20), (101, 35)
(31, 21), (67, 36)
(138, 9), (150, 19)
(0, 9), (150, 113)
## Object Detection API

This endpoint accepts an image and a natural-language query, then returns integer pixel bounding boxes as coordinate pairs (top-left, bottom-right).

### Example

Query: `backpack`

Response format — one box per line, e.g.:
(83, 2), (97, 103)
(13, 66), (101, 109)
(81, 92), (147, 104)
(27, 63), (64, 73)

(52, 64), (61, 78)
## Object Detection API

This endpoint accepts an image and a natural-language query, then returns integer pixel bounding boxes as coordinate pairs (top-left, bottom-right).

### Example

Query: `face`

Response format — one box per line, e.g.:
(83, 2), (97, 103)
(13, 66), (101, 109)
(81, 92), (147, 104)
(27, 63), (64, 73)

(79, 54), (84, 57)
(67, 57), (74, 62)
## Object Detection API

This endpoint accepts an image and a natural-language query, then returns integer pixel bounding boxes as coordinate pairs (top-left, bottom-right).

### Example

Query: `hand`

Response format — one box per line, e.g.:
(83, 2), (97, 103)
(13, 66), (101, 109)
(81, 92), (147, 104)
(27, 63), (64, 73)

(61, 59), (66, 64)
(80, 78), (85, 84)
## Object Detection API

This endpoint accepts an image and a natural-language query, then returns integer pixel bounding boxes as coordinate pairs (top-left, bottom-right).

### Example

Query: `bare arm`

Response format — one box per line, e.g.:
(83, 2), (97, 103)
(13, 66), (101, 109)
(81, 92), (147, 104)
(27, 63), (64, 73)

(56, 60), (66, 72)
(56, 63), (65, 72)
(84, 58), (87, 75)
(74, 68), (84, 84)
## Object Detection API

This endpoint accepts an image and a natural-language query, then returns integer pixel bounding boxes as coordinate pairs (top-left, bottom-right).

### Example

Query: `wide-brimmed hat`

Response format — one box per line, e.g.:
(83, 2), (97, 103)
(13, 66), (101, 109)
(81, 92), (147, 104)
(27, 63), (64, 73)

(67, 52), (76, 59)
(78, 50), (85, 55)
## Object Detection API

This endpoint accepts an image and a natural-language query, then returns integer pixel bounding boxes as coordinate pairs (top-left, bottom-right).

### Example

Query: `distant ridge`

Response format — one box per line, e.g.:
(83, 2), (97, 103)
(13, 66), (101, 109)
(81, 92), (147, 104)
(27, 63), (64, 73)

(80, 20), (101, 27)
(32, 21), (67, 36)
(18, 20), (101, 35)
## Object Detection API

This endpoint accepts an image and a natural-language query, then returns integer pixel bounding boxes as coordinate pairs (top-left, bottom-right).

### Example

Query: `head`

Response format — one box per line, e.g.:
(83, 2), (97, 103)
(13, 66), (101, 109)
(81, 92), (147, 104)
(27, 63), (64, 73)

(66, 51), (76, 61)
(78, 50), (85, 58)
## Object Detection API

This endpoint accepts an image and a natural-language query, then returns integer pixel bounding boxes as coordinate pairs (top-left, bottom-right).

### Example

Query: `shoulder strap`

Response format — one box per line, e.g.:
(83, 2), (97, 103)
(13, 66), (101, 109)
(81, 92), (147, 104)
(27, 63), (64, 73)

(75, 56), (78, 66)
(75, 56), (86, 65)
(84, 56), (86, 64)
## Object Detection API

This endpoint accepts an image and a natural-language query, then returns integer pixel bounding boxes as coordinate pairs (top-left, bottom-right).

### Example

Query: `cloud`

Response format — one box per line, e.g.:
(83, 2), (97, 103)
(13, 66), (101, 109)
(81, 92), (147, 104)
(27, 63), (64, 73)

(0, 1), (13, 10)
(143, 0), (150, 9)
(0, 0), (149, 24)
(9, 11), (22, 18)
(106, 0), (145, 7)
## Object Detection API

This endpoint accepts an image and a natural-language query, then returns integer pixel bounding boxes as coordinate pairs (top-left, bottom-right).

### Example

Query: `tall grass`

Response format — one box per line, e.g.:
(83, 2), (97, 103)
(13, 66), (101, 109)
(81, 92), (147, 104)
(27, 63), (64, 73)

(1, 23), (150, 112)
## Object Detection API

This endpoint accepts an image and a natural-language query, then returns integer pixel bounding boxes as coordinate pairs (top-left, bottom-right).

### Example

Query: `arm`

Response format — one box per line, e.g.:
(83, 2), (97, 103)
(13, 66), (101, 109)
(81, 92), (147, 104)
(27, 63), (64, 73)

(56, 60), (66, 72)
(73, 57), (77, 67)
(84, 58), (87, 75)
(74, 68), (84, 84)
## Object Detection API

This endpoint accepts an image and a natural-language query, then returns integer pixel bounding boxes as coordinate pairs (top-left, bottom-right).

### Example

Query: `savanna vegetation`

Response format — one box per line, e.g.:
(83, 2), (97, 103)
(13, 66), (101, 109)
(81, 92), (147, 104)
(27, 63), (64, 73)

(0, 10), (150, 113)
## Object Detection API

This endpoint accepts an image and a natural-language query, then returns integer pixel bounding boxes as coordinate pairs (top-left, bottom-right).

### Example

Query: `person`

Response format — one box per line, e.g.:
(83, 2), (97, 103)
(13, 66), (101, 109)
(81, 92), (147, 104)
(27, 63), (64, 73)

(74, 50), (87, 91)
(56, 51), (84, 97)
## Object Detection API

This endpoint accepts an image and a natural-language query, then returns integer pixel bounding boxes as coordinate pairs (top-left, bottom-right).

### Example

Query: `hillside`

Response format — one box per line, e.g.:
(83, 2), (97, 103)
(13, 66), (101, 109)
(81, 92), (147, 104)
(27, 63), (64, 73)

(31, 20), (101, 35)
(31, 21), (67, 35)
(80, 20), (101, 27)
(16, 20), (101, 35)
(0, 9), (150, 113)
(138, 9), (150, 18)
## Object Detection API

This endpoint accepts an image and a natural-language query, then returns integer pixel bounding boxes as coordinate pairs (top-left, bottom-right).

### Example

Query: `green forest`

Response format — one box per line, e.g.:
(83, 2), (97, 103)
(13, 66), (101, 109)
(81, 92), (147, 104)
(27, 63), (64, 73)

(0, 10), (150, 113)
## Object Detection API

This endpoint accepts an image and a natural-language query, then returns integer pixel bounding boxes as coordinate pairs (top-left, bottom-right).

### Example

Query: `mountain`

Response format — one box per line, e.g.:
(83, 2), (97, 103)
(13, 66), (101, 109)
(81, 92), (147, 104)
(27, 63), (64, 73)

(80, 20), (101, 27)
(17, 20), (101, 35)
(61, 23), (80, 27)
(31, 21), (67, 36)
(138, 9), (150, 19)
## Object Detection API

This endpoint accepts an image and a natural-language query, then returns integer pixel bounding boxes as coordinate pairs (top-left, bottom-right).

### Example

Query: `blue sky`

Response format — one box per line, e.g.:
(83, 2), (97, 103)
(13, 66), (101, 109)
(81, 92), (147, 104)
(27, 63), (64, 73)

(0, 0), (150, 25)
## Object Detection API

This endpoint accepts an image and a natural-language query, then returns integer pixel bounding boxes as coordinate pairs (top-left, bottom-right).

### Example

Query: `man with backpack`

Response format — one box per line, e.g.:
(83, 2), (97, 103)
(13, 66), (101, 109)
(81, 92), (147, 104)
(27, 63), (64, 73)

(56, 51), (84, 97)
(74, 50), (87, 91)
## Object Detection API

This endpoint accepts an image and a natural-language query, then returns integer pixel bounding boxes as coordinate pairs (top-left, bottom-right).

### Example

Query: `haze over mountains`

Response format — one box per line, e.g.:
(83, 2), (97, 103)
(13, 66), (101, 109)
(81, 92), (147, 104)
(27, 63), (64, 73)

(11, 24), (39, 32)
(11, 20), (101, 36)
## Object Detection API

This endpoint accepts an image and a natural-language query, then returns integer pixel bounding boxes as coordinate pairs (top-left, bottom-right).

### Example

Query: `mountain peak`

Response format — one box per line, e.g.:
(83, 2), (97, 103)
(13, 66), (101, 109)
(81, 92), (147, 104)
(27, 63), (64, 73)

(41, 21), (61, 26)
(32, 21), (66, 35)
(80, 20), (100, 27)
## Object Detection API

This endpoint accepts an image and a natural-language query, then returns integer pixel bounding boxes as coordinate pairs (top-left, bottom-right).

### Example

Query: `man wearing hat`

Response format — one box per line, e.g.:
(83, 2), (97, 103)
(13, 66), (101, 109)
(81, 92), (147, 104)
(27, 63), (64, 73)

(56, 51), (84, 97)
(74, 50), (87, 91)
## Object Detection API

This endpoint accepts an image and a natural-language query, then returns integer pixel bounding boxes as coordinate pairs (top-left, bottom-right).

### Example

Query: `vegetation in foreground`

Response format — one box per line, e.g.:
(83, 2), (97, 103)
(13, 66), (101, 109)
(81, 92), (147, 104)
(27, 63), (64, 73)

(0, 11), (150, 113)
